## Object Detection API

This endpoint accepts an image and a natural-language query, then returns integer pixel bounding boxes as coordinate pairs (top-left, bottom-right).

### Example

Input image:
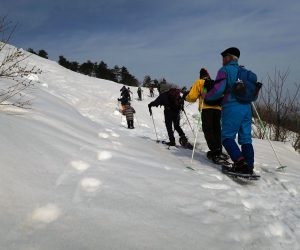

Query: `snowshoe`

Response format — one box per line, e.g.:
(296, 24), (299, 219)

(232, 159), (253, 175)
(162, 141), (176, 146)
(211, 154), (231, 166)
(222, 165), (260, 180)
(179, 136), (193, 150)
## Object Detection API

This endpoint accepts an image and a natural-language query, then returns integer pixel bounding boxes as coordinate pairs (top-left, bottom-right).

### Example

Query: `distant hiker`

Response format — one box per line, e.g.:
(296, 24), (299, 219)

(127, 87), (133, 101)
(205, 47), (255, 174)
(120, 85), (130, 100)
(184, 68), (228, 164)
(149, 86), (154, 97)
(148, 87), (192, 148)
(137, 87), (143, 101)
(121, 104), (136, 129)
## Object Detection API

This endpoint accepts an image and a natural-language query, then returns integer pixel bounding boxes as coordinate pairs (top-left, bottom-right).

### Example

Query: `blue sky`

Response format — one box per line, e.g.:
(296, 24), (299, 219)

(2, 0), (300, 89)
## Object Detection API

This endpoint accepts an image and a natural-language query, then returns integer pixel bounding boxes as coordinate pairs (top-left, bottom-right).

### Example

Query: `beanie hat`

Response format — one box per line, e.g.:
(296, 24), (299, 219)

(221, 47), (240, 58)
(200, 68), (210, 79)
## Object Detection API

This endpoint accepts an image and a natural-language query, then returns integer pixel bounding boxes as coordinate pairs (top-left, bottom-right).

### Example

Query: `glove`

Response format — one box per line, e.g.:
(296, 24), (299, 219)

(182, 90), (189, 100)
(148, 104), (153, 116)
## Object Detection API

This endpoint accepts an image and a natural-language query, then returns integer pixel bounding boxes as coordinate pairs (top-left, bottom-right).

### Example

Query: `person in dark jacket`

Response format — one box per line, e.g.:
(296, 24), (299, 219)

(137, 87), (143, 101)
(148, 88), (192, 147)
(121, 104), (136, 129)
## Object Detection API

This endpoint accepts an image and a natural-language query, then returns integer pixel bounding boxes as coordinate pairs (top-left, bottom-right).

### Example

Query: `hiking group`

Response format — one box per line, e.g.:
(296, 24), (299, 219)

(119, 47), (261, 176)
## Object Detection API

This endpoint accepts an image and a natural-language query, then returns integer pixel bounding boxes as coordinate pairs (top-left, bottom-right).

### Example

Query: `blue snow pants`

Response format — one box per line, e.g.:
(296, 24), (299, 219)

(221, 103), (254, 167)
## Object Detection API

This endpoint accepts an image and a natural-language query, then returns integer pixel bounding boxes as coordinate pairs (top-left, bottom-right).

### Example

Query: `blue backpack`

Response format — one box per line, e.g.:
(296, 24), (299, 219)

(232, 66), (262, 103)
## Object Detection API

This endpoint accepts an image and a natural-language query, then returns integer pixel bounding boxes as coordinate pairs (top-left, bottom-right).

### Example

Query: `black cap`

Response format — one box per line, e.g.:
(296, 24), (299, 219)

(221, 47), (240, 58)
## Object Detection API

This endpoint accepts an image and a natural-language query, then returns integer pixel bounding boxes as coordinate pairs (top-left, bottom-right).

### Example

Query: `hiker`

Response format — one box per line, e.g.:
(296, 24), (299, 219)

(183, 68), (228, 164)
(205, 47), (254, 174)
(121, 103), (136, 129)
(149, 86), (154, 97)
(127, 87), (133, 101)
(137, 87), (143, 101)
(148, 87), (192, 148)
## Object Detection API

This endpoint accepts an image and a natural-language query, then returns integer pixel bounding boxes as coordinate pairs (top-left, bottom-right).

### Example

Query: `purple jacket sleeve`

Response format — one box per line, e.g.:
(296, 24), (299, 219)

(205, 70), (227, 100)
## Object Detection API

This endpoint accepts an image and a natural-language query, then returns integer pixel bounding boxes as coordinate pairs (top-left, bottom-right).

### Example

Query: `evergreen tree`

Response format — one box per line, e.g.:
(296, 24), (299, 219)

(58, 55), (71, 69)
(78, 60), (94, 76)
(38, 50), (48, 59)
(143, 75), (151, 87)
(95, 61), (117, 81)
(27, 48), (37, 55)
(112, 65), (121, 83)
(120, 66), (139, 86)
(69, 61), (79, 72)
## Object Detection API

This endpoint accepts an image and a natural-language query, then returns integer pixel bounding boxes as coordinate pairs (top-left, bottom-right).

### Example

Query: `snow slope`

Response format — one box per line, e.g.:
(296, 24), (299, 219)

(1, 47), (300, 250)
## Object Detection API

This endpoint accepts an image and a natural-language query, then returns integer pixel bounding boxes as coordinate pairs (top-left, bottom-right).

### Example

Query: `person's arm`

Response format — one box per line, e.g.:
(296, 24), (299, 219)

(185, 80), (203, 103)
(205, 70), (227, 100)
(149, 94), (164, 107)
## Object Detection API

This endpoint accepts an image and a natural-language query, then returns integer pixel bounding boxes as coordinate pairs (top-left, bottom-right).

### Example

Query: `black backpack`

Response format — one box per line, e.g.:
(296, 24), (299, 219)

(168, 88), (183, 111)
(203, 79), (223, 106)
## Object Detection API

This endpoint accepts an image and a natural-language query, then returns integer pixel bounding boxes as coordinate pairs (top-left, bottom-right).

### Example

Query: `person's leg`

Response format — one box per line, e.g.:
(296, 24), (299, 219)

(238, 105), (254, 168)
(221, 106), (244, 162)
(202, 109), (214, 152)
(127, 120), (130, 129)
(164, 111), (175, 143)
(202, 109), (222, 155)
(213, 109), (222, 154)
(173, 112), (185, 138)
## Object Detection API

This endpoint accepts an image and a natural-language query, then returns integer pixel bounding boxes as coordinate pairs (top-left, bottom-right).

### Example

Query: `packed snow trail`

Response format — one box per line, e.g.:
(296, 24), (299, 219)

(0, 47), (300, 250)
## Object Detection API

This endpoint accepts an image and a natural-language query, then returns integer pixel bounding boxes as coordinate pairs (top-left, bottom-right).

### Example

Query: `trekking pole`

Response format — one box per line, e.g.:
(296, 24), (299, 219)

(191, 100), (204, 164)
(183, 109), (196, 137)
(151, 114), (159, 143)
(251, 103), (287, 170)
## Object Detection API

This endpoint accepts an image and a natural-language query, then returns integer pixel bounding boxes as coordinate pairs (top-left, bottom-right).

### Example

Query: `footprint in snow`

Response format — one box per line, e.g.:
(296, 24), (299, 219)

(111, 132), (120, 138)
(201, 183), (231, 190)
(70, 160), (90, 173)
(30, 204), (61, 224)
(98, 151), (112, 161)
(80, 178), (102, 193)
(98, 132), (109, 139)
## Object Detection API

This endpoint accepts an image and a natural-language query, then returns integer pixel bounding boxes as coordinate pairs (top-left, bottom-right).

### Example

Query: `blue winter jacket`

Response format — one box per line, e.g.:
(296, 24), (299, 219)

(205, 61), (248, 108)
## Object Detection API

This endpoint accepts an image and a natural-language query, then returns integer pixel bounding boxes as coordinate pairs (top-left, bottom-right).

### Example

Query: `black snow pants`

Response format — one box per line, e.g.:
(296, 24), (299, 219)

(164, 109), (185, 142)
(201, 109), (222, 155)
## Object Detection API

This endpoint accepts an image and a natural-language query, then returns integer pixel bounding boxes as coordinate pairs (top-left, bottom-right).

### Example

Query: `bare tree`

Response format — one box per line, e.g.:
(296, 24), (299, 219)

(0, 16), (42, 109)
(254, 69), (300, 143)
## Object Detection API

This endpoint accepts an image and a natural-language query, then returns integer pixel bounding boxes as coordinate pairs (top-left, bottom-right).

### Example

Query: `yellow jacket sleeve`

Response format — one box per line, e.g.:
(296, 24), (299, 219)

(185, 79), (221, 111)
(185, 79), (204, 103)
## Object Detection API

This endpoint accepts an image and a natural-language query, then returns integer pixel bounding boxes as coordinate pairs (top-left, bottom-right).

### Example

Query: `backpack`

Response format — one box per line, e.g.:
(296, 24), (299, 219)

(168, 88), (183, 111)
(203, 79), (224, 106)
(232, 67), (262, 103)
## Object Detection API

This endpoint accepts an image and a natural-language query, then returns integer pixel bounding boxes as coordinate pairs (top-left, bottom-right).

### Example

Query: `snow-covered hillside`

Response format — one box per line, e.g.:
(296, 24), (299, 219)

(1, 47), (300, 250)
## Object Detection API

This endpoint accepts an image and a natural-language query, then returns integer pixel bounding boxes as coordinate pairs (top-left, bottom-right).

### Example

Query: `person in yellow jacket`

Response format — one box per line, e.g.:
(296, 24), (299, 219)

(184, 68), (228, 164)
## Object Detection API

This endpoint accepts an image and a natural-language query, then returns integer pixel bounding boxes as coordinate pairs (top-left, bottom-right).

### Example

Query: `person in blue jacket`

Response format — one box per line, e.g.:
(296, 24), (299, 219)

(205, 47), (254, 174)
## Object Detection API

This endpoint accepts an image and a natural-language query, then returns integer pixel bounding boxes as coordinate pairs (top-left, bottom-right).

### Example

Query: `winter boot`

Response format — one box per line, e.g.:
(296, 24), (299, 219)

(179, 136), (193, 149)
(218, 152), (230, 161)
(206, 151), (213, 160)
(165, 140), (176, 146)
(232, 158), (253, 175)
